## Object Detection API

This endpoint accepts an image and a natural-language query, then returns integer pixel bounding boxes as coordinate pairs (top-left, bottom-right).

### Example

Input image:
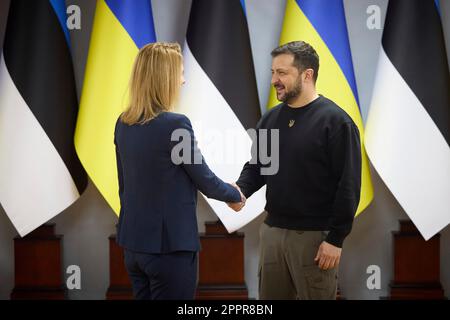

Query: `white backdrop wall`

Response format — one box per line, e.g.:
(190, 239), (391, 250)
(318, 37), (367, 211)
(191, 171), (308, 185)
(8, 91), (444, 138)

(0, 0), (449, 299)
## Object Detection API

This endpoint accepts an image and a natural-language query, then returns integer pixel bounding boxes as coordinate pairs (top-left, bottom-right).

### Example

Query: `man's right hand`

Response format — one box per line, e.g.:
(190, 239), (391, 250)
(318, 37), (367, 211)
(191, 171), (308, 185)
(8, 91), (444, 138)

(227, 183), (246, 212)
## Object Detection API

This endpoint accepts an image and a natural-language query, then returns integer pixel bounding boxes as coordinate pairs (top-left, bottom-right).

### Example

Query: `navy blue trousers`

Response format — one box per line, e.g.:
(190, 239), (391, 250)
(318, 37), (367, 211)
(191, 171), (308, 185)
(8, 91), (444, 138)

(124, 249), (198, 300)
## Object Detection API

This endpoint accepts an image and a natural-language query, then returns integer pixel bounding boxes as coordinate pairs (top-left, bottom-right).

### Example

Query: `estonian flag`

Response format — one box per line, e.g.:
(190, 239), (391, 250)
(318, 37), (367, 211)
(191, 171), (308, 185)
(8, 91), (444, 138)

(176, 0), (266, 232)
(0, 0), (87, 236)
(365, 0), (450, 239)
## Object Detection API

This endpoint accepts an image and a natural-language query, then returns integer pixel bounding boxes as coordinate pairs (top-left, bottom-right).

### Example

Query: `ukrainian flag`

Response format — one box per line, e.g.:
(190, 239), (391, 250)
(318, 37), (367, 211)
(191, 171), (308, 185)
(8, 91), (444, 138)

(75, 0), (156, 214)
(268, 0), (373, 215)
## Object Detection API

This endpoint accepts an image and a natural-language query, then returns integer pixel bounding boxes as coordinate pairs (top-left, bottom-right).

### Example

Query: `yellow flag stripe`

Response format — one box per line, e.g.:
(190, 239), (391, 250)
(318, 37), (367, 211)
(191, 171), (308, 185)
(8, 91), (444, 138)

(75, 0), (139, 214)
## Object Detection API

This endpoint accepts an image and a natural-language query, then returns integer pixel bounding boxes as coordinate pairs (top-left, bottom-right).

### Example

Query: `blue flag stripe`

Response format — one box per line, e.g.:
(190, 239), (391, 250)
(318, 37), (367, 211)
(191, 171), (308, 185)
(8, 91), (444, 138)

(105, 0), (156, 48)
(296, 0), (359, 105)
(240, 0), (246, 16)
(435, 0), (440, 15)
(49, 0), (70, 46)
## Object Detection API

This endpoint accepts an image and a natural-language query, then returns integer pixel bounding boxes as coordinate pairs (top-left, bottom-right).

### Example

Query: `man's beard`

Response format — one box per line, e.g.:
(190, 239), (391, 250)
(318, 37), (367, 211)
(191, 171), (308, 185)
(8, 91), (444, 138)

(278, 77), (302, 104)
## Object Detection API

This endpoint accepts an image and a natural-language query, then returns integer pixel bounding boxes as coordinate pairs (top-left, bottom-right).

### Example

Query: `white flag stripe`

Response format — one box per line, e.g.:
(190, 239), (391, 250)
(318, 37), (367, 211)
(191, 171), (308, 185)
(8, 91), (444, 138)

(176, 43), (266, 233)
(0, 54), (79, 236)
(365, 48), (450, 240)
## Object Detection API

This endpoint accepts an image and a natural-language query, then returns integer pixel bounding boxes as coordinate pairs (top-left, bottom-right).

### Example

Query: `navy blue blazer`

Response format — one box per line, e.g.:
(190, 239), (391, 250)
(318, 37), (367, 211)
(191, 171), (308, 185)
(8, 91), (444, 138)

(114, 112), (241, 254)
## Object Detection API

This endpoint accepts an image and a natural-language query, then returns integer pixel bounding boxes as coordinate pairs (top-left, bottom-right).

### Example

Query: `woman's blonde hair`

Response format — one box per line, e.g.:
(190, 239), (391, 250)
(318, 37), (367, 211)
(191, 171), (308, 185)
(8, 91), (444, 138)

(121, 42), (183, 125)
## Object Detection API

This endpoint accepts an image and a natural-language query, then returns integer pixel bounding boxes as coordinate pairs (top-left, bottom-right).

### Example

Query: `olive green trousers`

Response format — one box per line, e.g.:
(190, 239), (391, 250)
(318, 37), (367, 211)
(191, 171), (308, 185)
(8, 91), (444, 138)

(258, 223), (338, 300)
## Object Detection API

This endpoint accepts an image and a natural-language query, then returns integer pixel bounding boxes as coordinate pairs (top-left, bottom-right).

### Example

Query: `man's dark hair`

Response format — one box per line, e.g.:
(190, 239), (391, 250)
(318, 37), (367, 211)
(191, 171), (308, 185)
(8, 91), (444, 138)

(271, 41), (319, 83)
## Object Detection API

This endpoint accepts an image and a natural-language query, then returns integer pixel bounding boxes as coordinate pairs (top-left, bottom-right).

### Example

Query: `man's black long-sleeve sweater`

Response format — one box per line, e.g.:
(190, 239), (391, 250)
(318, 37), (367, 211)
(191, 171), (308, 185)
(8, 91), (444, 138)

(237, 95), (362, 248)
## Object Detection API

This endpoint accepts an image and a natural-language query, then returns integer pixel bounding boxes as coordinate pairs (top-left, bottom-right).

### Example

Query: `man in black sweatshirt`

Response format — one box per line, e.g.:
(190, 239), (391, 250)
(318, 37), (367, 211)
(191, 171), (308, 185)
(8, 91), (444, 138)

(232, 41), (361, 300)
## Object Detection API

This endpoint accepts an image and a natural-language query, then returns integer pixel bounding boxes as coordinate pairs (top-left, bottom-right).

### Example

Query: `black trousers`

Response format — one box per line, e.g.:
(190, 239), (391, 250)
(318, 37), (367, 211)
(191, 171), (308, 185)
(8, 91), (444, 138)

(124, 249), (198, 300)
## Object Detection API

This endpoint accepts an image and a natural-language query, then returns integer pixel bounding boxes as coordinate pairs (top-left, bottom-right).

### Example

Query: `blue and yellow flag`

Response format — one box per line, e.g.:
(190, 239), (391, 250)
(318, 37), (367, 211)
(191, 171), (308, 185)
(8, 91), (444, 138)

(75, 0), (156, 214)
(268, 0), (373, 215)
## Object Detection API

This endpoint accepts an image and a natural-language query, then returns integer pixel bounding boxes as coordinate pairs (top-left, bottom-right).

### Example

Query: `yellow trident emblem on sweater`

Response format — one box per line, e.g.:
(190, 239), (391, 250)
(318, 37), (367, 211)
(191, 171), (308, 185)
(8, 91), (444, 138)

(288, 120), (295, 128)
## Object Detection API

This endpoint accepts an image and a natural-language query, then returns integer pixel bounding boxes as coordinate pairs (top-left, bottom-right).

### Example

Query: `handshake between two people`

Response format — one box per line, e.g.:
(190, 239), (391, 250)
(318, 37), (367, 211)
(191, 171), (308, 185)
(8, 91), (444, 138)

(227, 183), (246, 212)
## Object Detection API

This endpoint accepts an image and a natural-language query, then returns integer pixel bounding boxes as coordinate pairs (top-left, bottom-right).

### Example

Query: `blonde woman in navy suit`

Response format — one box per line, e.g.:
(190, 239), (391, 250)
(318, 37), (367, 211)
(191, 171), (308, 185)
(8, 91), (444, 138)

(114, 42), (245, 300)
